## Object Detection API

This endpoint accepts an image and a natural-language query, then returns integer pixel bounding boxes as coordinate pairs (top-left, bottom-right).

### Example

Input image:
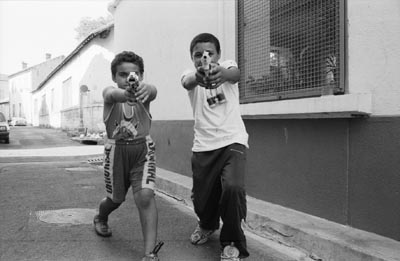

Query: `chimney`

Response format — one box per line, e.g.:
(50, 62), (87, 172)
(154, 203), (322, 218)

(22, 62), (28, 69)
(45, 53), (52, 60)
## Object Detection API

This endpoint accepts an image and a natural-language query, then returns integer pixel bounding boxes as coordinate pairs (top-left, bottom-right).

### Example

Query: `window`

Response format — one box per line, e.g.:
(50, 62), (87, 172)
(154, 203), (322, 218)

(0, 84), (4, 98)
(237, 0), (345, 103)
(40, 94), (47, 116)
(0, 112), (6, 122)
(51, 88), (55, 111)
(62, 77), (73, 109)
(34, 98), (38, 116)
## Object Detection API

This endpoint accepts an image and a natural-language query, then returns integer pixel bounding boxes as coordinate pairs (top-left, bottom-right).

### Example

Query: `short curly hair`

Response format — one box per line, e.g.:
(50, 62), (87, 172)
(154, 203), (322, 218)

(189, 33), (221, 56)
(111, 51), (144, 77)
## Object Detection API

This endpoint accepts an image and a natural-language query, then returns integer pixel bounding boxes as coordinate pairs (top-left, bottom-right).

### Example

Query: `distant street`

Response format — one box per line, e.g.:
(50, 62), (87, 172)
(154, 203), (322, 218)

(0, 126), (83, 149)
(0, 127), (297, 261)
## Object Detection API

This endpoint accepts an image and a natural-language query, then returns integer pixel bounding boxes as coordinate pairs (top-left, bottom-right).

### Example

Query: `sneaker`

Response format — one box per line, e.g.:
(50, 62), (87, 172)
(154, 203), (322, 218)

(190, 224), (215, 245)
(93, 214), (112, 237)
(220, 243), (242, 261)
(141, 253), (159, 261)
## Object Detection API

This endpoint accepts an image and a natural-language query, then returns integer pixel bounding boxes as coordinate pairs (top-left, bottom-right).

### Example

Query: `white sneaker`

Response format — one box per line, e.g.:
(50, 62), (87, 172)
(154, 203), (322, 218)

(220, 243), (242, 261)
(190, 224), (215, 245)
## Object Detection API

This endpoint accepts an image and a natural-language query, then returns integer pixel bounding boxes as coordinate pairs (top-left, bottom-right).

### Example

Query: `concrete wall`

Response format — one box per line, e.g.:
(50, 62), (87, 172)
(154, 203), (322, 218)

(347, 0), (400, 116)
(59, 103), (104, 132)
(245, 117), (400, 240)
(110, 0), (236, 122)
(348, 117), (400, 240)
(152, 117), (400, 240)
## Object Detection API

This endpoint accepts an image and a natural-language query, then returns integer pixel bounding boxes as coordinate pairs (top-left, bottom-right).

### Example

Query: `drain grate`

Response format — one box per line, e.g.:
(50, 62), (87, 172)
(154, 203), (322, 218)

(88, 157), (103, 165)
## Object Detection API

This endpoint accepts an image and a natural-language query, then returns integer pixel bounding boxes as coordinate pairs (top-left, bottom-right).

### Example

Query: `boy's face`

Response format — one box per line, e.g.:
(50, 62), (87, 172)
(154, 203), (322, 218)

(191, 42), (220, 69)
(112, 62), (143, 89)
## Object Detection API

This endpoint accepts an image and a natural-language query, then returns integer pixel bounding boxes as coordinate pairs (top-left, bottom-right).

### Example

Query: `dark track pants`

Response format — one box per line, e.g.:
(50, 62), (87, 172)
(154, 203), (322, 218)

(191, 143), (249, 258)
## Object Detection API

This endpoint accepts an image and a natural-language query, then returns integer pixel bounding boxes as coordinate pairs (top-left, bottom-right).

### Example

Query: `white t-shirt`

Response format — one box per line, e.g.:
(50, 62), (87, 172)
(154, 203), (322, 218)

(182, 60), (249, 152)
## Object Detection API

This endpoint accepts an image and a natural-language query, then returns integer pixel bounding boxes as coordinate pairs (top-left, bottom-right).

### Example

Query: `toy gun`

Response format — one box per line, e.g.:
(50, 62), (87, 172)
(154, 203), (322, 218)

(200, 50), (212, 78)
(127, 71), (139, 90)
(126, 72), (139, 104)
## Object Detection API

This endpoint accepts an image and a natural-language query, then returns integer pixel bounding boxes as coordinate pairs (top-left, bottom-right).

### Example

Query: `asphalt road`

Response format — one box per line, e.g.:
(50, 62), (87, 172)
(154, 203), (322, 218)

(0, 126), (83, 149)
(0, 127), (297, 261)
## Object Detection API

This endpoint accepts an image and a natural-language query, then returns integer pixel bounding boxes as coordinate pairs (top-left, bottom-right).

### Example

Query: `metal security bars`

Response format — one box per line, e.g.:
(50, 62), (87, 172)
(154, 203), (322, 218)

(237, 0), (345, 103)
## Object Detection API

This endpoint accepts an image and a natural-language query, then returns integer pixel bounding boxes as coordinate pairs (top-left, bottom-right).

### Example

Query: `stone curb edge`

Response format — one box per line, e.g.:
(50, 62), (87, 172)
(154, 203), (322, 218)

(156, 168), (400, 261)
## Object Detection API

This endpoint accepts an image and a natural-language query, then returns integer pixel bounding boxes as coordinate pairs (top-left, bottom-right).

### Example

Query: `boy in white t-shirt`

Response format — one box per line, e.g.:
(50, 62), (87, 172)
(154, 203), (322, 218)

(181, 33), (249, 261)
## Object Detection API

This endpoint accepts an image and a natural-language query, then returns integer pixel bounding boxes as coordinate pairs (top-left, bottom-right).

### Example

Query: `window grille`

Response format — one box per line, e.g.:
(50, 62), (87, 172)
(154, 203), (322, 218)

(237, 0), (345, 103)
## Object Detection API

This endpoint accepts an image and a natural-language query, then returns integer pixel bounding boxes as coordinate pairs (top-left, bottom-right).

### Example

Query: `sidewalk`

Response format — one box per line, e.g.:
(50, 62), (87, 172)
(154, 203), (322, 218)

(2, 145), (399, 261)
(0, 145), (103, 157)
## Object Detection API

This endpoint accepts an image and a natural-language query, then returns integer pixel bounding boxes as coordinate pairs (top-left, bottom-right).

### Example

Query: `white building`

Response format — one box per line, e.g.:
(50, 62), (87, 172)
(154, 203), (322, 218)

(0, 74), (9, 120)
(8, 55), (64, 125)
(31, 24), (114, 131)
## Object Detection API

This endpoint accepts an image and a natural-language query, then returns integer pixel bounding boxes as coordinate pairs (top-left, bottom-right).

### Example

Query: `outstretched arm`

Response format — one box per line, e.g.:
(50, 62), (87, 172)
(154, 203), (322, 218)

(207, 65), (240, 88)
(103, 86), (126, 103)
(181, 72), (199, 91)
(103, 83), (157, 104)
(182, 64), (240, 91)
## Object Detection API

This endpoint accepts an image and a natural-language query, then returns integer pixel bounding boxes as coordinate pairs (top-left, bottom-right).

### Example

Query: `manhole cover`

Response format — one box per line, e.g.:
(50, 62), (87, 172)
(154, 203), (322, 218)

(35, 208), (97, 225)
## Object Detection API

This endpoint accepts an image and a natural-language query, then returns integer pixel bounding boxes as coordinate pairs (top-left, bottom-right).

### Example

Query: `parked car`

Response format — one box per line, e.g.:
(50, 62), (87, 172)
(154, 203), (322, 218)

(0, 112), (10, 143)
(10, 117), (27, 126)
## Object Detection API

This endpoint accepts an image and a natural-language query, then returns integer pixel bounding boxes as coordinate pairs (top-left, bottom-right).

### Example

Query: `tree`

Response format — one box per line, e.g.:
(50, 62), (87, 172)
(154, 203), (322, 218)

(74, 15), (113, 41)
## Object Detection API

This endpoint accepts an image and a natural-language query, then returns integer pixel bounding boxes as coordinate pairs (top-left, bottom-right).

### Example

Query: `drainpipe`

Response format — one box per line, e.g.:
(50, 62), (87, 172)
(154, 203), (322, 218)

(79, 85), (89, 129)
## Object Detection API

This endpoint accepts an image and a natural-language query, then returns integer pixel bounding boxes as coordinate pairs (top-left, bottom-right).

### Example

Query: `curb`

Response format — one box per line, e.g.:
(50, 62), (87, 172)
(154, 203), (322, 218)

(156, 168), (400, 261)
(0, 155), (103, 163)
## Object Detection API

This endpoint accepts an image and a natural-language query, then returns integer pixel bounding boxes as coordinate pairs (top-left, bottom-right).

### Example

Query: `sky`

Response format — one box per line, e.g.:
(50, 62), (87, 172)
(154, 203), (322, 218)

(0, 0), (112, 75)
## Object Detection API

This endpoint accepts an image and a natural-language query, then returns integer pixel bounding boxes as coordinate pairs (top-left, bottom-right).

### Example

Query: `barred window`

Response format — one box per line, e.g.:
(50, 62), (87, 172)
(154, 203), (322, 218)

(238, 0), (345, 103)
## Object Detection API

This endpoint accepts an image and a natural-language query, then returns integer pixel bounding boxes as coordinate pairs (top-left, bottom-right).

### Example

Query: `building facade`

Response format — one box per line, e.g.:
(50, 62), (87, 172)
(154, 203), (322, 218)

(31, 24), (115, 131)
(112, 0), (400, 241)
(7, 55), (65, 125)
(0, 74), (9, 120)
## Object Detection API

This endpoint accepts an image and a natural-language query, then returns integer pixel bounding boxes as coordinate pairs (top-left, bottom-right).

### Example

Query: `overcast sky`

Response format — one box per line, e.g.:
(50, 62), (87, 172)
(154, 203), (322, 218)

(0, 0), (111, 75)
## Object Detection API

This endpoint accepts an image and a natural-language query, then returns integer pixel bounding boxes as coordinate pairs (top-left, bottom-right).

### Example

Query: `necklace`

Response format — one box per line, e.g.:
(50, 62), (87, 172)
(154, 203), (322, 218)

(122, 103), (134, 120)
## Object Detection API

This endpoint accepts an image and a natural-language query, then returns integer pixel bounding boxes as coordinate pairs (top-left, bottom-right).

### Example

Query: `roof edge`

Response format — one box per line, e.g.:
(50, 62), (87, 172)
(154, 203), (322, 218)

(107, 0), (121, 14)
(33, 23), (114, 93)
